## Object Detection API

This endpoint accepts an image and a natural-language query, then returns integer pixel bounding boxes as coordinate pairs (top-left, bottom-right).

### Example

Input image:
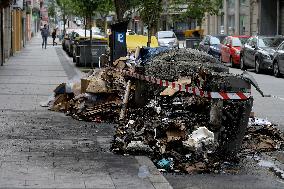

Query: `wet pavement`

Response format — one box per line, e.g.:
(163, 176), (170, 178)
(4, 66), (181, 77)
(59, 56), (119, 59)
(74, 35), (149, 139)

(0, 36), (171, 188)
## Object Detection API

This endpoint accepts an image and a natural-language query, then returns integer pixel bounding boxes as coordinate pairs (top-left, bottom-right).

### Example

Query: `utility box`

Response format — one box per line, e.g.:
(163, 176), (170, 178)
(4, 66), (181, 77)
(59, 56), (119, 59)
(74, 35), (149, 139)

(109, 21), (128, 63)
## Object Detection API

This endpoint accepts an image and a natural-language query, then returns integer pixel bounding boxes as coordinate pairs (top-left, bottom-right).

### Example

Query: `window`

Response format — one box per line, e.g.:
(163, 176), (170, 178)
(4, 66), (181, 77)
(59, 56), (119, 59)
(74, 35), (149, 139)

(232, 38), (242, 47)
(210, 37), (221, 45)
(241, 0), (246, 5)
(258, 37), (284, 48)
(279, 43), (284, 50)
(248, 37), (257, 47)
(204, 36), (210, 44)
(158, 31), (176, 39)
(228, 0), (235, 8)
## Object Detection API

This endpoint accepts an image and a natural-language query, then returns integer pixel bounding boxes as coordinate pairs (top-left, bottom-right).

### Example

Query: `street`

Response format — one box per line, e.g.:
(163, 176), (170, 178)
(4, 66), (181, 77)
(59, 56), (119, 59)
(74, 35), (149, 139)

(229, 68), (284, 131)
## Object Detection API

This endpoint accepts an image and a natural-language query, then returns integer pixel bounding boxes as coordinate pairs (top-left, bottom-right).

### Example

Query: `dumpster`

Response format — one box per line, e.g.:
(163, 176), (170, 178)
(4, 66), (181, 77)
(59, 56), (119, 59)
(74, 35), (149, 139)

(185, 37), (202, 49)
(74, 39), (108, 67)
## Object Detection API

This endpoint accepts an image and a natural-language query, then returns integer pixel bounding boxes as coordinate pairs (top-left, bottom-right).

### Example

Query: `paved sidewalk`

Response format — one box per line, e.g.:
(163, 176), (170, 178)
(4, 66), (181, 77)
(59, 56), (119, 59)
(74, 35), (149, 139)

(0, 35), (172, 188)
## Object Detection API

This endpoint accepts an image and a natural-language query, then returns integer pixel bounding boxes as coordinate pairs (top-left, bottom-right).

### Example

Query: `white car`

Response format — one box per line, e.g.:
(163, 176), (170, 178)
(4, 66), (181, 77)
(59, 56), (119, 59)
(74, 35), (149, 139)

(157, 31), (179, 48)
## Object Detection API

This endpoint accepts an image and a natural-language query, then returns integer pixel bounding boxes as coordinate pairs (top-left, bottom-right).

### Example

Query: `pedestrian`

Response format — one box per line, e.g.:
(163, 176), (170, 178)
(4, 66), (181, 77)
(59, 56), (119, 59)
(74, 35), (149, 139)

(52, 29), (57, 46)
(41, 24), (49, 49)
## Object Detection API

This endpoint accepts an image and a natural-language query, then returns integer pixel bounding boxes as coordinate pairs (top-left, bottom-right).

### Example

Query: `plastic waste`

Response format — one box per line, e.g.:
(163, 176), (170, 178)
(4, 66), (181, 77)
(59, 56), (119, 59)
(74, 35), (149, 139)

(157, 158), (173, 170)
(248, 117), (272, 126)
(40, 95), (55, 107)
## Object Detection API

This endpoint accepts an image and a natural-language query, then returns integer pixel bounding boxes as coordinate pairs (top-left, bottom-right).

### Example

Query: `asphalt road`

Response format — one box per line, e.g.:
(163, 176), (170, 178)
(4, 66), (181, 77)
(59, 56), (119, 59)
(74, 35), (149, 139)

(229, 67), (284, 130)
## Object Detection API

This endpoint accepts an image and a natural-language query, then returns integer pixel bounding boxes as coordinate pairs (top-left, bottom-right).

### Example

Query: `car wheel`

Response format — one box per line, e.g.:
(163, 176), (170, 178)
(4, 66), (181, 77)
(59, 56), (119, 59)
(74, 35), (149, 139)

(273, 61), (281, 78)
(240, 56), (246, 70)
(255, 58), (261, 74)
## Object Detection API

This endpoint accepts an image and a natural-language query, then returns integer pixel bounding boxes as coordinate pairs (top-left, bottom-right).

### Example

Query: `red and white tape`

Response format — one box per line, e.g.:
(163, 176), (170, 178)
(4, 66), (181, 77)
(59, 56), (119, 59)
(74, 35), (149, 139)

(116, 69), (251, 100)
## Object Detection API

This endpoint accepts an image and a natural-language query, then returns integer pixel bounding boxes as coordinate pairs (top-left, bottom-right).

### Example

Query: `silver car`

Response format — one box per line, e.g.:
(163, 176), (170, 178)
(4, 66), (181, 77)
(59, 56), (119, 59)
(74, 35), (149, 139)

(157, 31), (179, 48)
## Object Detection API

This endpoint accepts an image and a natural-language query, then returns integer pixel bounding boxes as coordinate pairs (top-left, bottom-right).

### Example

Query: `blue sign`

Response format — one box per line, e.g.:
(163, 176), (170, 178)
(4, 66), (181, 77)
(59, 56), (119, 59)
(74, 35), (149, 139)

(116, 32), (124, 43)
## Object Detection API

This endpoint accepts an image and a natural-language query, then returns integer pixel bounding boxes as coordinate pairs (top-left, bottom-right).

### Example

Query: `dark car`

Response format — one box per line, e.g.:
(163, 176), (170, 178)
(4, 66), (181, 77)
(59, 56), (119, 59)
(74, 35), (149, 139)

(272, 41), (284, 77)
(240, 36), (284, 73)
(199, 35), (227, 59)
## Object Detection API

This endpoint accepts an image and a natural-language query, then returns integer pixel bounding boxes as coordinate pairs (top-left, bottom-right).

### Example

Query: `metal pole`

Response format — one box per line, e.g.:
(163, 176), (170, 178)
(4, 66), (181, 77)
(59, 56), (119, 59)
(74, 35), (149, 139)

(84, 45), (86, 67)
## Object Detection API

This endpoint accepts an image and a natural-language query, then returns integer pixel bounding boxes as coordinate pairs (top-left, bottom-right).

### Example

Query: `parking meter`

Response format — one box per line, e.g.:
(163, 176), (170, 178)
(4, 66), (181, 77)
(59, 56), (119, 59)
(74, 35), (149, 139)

(110, 21), (128, 63)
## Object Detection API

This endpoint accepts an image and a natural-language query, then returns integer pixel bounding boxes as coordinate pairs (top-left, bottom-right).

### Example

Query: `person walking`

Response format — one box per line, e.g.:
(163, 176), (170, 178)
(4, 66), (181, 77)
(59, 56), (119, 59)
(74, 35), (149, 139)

(41, 24), (49, 49)
(52, 29), (57, 46)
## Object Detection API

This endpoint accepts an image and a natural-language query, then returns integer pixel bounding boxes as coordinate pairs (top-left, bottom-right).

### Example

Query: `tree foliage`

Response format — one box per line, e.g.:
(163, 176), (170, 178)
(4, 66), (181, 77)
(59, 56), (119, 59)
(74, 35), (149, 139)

(172, 0), (222, 26)
(48, 0), (56, 19)
(113, 0), (140, 22)
(138, 0), (163, 46)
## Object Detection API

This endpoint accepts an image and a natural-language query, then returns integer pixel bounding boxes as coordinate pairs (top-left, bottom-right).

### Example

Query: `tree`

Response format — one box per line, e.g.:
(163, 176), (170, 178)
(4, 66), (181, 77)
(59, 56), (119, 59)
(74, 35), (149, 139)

(56, 0), (75, 35)
(97, 0), (114, 34)
(138, 0), (163, 47)
(172, 0), (222, 27)
(113, 0), (139, 22)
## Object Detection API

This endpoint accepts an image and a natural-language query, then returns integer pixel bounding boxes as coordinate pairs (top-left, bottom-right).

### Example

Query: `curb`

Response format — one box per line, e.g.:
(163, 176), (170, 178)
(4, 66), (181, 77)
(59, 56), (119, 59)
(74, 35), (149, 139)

(135, 156), (173, 189)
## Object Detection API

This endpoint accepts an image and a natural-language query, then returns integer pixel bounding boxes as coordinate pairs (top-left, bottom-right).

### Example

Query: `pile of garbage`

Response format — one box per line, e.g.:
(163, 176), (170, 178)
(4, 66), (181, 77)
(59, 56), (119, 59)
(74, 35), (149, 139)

(242, 121), (284, 153)
(46, 47), (284, 174)
(48, 68), (127, 122)
(111, 48), (253, 173)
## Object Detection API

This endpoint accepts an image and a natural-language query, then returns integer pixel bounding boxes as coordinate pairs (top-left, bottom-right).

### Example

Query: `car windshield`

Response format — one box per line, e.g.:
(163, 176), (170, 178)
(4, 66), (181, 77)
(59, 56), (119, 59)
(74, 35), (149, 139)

(210, 37), (220, 45)
(232, 38), (242, 47)
(158, 31), (176, 39)
(239, 37), (249, 45)
(258, 37), (284, 48)
(215, 36), (226, 43)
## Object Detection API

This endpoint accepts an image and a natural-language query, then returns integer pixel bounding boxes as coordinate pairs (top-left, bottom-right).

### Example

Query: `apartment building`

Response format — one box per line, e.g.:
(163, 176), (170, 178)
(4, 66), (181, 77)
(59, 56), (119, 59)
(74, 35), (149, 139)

(203, 0), (284, 36)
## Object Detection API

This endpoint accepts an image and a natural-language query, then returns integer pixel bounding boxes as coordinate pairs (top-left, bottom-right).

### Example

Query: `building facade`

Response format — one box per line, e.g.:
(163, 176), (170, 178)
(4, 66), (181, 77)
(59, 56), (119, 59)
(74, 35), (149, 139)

(0, 0), (41, 66)
(202, 0), (284, 36)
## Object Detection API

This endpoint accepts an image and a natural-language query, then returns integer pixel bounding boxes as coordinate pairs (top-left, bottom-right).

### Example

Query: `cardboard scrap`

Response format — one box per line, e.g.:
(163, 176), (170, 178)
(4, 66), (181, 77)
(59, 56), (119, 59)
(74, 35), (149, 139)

(166, 129), (186, 142)
(160, 78), (192, 96)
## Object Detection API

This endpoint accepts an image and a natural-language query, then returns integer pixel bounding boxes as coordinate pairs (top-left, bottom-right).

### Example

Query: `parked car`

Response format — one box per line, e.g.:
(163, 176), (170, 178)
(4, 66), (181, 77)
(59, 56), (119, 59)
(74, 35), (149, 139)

(157, 31), (179, 48)
(221, 35), (250, 67)
(199, 35), (227, 59)
(240, 36), (284, 73)
(272, 41), (284, 77)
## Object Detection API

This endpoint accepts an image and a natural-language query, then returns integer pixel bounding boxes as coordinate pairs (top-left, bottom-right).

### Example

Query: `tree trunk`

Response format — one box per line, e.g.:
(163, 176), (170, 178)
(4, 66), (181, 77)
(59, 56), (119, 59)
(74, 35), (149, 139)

(147, 26), (151, 47)
(63, 14), (66, 35)
(104, 17), (108, 35)
(114, 0), (126, 22)
(84, 16), (87, 37)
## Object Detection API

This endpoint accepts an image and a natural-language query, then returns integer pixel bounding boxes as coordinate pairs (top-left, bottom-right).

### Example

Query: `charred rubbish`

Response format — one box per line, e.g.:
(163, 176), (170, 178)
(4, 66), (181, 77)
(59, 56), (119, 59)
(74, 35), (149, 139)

(46, 47), (257, 174)
(111, 48), (254, 173)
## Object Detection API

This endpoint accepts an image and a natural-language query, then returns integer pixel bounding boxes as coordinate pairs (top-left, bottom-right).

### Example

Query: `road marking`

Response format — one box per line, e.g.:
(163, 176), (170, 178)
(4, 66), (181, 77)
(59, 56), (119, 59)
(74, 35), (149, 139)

(272, 95), (284, 101)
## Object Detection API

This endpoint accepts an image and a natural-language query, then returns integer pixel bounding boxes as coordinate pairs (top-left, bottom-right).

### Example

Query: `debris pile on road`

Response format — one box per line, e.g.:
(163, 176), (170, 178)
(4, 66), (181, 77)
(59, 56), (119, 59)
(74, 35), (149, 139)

(49, 68), (127, 122)
(242, 124), (284, 152)
(111, 48), (253, 173)
(47, 47), (275, 173)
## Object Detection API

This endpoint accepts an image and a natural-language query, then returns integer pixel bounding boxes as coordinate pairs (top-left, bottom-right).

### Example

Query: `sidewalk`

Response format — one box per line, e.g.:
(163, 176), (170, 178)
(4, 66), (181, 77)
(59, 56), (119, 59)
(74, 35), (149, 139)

(0, 35), (172, 189)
